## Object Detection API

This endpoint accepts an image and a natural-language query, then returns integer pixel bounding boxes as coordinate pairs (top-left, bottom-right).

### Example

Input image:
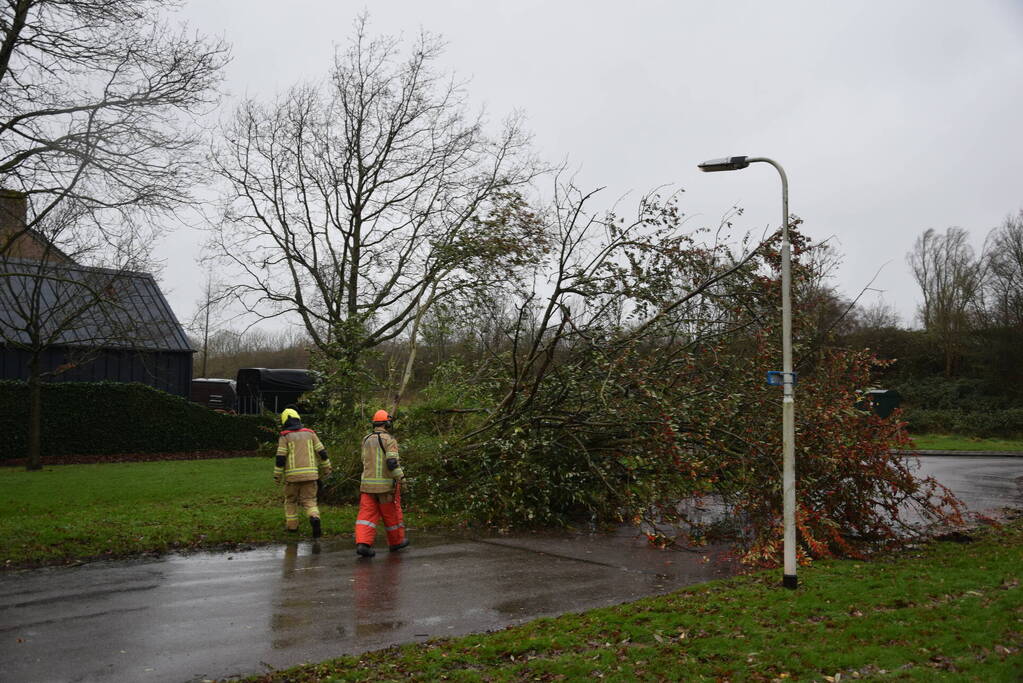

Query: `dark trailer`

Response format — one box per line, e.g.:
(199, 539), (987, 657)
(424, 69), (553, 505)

(0, 258), (193, 396)
(190, 378), (238, 411)
(236, 368), (316, 415)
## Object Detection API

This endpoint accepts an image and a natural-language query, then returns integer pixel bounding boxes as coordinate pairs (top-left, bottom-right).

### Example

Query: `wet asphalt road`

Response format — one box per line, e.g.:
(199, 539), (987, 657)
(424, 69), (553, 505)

(0, 455), (1021, 682)
(910, 455), (1023, 516)
(0, 529), (735, 682)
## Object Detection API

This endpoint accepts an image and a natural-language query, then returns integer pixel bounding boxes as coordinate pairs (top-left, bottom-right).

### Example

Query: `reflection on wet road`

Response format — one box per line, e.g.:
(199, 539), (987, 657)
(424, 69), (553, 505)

(0, 455), (1019, 682)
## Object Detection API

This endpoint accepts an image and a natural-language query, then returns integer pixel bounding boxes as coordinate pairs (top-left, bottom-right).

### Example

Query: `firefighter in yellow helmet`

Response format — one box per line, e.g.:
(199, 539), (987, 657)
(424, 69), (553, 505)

(274, 408), (332, 537)
(354, 410), (408, 557)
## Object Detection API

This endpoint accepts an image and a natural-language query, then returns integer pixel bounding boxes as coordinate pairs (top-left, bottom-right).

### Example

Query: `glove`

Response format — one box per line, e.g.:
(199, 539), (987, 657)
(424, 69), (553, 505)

(322, 466), (333, 478)
(273, 473), (282, 485)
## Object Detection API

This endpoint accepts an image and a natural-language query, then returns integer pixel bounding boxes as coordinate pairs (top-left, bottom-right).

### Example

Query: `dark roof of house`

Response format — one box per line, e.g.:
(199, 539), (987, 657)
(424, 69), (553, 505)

(0, 257), (193, 352)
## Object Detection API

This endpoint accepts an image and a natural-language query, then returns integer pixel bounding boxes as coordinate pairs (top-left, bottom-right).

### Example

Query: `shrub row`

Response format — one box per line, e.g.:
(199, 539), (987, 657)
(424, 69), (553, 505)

(902, 407), (1023, 438)
(0, 381), (276, 459)
(890, 376), (1017, 412)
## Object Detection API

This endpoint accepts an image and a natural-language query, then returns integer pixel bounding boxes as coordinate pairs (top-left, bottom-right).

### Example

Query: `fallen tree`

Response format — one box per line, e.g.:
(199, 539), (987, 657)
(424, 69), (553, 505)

(402, 185), (963, 565)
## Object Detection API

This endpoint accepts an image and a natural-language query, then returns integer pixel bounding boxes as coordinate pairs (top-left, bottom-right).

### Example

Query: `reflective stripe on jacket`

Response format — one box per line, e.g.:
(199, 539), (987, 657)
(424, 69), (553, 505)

(275, 428), (328, 483)
(360, 429), (403, 493)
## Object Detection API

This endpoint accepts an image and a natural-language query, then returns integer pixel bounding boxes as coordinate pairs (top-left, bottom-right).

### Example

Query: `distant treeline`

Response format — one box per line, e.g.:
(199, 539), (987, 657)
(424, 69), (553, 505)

(190, 328), (311, 379)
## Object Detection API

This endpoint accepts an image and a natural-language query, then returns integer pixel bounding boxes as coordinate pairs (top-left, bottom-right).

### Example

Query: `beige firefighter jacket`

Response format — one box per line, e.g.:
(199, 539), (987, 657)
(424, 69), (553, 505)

(275, 428), (331, 483)
(360, 428), (404, 493)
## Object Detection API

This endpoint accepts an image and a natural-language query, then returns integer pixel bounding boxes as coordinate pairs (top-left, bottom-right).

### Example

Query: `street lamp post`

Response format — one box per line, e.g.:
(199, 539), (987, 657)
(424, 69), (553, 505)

(698, 155), (797, 590)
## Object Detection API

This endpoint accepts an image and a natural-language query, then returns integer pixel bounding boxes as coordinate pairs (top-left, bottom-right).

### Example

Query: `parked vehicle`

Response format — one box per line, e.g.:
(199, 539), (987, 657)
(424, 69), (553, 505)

(189, 378), (238, 412)
(856, 388), (901, 419)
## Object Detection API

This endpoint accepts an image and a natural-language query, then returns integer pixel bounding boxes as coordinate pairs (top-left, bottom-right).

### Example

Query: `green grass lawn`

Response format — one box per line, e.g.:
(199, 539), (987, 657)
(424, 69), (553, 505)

(255, 520), (1023, 682)
(0, 458), (442, 567)
(910, 434), (1023, 452)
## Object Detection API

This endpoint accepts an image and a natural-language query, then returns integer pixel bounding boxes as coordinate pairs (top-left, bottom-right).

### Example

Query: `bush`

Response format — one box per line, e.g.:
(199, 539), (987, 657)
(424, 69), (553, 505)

(891, 376), (1012, 412)
(902, 406), (1023, 438)
(0, 380), (276, 459)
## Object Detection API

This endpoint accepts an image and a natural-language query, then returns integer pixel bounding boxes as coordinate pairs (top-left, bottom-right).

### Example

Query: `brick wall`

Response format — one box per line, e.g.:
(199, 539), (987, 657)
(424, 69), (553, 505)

(0, 190), (73, 263)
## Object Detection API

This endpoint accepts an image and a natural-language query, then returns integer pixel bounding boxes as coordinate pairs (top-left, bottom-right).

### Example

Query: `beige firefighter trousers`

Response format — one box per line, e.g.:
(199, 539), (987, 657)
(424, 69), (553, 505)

(284, 480), (320, 529)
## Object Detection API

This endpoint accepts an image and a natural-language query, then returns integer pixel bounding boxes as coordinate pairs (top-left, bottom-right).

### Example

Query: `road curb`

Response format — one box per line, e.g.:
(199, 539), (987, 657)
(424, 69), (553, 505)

(892, 449), (1023, 457)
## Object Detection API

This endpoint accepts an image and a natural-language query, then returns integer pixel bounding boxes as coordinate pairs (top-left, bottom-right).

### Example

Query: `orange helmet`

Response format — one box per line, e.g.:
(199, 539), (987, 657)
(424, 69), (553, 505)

(372, 409), (391, 423)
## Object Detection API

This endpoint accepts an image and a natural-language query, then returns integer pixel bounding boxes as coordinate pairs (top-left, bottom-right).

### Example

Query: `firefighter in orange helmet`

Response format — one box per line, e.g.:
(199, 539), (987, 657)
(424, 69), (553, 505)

(354, 410), (408, 557)
(275, 408), (332, 537)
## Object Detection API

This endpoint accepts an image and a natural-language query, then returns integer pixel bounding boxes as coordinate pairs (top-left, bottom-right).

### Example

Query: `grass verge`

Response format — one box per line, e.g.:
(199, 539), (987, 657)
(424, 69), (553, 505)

(0, 458), (447, 567)
(252, 519), (1023, 682)
(910, 434), (1023, 452)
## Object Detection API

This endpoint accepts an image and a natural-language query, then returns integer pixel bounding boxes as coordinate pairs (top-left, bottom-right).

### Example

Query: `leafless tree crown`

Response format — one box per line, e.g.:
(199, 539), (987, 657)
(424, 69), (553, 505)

(210, 16), (540, 355)
(0, 0), (228, 260)
(907, 227), (986, 375)
(983, 210), (1023, 327)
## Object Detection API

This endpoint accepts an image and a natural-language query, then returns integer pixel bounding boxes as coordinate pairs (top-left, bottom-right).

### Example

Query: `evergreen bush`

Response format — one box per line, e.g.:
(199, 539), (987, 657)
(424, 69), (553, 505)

(902, 406), (1023, 437)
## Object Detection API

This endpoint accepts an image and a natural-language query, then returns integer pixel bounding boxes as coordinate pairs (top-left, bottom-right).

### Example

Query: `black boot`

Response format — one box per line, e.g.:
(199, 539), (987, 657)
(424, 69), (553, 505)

(389, 539), (410, 552)
(310, 517), (322, 539)
(356, 543), (376, 558)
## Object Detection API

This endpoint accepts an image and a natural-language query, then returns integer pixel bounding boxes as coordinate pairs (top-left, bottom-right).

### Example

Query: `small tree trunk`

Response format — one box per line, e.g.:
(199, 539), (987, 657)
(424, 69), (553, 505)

(201, 296), (210, 377)
(26, 354), (43, 471)
(392, 282), (437, 416)
(943, 328), (955, 378)
(393, 335), (419, 417)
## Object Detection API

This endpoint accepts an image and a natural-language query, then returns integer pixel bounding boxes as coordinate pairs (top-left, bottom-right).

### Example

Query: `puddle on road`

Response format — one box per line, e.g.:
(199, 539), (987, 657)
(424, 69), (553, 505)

(355, 620), (406, 637)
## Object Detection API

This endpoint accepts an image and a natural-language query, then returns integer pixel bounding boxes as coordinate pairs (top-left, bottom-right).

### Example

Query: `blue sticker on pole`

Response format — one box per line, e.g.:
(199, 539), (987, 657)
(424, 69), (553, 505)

(766, 371), (797, 386)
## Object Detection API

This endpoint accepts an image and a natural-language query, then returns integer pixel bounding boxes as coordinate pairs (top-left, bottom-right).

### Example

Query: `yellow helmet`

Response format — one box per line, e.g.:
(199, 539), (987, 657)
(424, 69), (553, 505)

(280, 408), (301, 425)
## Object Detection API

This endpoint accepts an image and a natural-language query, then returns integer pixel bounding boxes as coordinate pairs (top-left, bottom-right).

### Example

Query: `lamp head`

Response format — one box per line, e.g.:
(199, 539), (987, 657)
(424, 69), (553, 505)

(698, 156), (750, 172)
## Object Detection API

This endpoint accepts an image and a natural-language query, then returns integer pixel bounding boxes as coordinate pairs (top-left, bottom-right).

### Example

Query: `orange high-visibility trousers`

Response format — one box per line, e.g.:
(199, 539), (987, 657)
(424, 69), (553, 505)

(354, 486), (405, 547)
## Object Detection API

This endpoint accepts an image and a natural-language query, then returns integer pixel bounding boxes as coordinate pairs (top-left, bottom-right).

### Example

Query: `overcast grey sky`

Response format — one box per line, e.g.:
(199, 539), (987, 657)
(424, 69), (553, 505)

(164, 0), (1023, 331)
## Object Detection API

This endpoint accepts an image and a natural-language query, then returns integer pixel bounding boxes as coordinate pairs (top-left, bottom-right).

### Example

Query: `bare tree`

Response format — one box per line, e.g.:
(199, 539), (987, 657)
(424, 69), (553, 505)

(854, 298), (901, 330)
(983, 210), (1023, 328)
(907, 227), (986, 376)
(187, 268), (229, 378)
(209, 17), (540, 416)
(0, 0), (228, 469)
(0, 0), (227, 245)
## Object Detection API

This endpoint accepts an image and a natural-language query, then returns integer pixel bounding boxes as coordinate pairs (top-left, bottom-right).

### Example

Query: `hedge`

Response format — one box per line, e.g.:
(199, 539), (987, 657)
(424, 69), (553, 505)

(890, 376), (1015, 412)
(902, 407), (1023, 438)
(0, 381), (276, 459)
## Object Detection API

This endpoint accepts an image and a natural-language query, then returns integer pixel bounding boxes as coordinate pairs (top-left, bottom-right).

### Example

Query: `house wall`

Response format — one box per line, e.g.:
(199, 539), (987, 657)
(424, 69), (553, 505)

(0, 346), (192, 397)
